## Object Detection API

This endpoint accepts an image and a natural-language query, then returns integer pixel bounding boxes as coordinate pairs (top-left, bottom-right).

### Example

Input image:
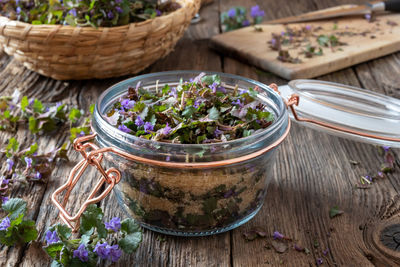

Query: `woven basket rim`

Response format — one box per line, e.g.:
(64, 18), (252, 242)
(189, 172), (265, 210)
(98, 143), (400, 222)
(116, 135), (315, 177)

(0, 0), (192, 32)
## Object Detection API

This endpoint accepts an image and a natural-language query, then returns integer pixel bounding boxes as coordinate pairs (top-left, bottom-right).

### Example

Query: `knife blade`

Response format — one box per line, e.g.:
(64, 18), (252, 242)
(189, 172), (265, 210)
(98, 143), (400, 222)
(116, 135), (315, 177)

(266, 0), (400, 24)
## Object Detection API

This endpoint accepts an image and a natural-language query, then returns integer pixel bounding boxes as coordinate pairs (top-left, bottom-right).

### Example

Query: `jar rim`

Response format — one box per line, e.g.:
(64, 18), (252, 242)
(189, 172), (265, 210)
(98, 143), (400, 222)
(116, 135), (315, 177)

(93, 70), (288, 150)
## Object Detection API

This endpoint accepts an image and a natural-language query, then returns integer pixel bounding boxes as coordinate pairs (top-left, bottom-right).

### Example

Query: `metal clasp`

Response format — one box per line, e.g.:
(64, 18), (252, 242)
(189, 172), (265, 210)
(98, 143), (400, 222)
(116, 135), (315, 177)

(51, 133), (121, 232)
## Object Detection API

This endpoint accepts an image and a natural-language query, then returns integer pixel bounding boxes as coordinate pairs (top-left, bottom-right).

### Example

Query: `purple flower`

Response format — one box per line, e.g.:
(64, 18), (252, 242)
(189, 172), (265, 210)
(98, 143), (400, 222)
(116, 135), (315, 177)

(94, 242), (110, 260)
(107, 11), (114, 19)
(210, 82), (218, 93)
(94, 242), (122, 262)
(6, 159), (13, 172)
(168, 87), (177, 98)
(162, 123), (172, 135)
(238, 89), (248, 95)
(69, 8), (77, 17)
(118, 124), (131, 133)
(193, 99), (200, 108)
(77, 131), (86, 137)
(217, 86), (227, 93)
(365, 13), (371, 21)
(34, 171), (42, 180)
(1, 196), (9, 204)
(121, 99), (135, 110)
(73, 244), (89, 262)
(214, 127), (223, 137)
(250, 5), (265, 18)
(105, 217), (121, 232)
(144, 122), (154, 133)
(115, 6), (123, 13)
(227, 8), (236, 18)
(0, 216), (11, 231)
(16, 7), (21, 14)
(305, 25), (312, 31)
(45, 230), (60, 244)
(25, 157), (32, 168)
(378, 171), (384, 178)
(382, 146), (390, 152)
(1, 177), (9, 185)
(316, 258), (323, 265)
(366, 175), (372, 182)
(115, 0), (122, 3)
(281, 31), (285, 36)
(231, 99), (243, 107)
(29, 98), (34, 106)
(156, 9), (162, 16)
(135, 116), (144, 127)
(271, 38), (276, 46)
(108, 244), (122, 262)
(294, 244), (304, 252)
(223, 189), (234, 198)
(242, 20), (250, 27)
(56, 102), (62, 108)
(323, 248), (329, 255)
(273, 231), (284, 240)
(166, 156), (170, 162)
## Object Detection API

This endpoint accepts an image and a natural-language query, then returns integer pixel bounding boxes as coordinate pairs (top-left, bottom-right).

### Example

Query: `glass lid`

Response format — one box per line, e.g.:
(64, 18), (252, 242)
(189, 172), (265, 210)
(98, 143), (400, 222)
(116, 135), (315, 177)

(278, 79), (400, 148)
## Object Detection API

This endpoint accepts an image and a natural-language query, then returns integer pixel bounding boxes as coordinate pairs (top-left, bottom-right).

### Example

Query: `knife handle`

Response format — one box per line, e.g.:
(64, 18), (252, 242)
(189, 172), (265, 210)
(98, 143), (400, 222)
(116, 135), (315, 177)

(385, 0), (400, 12)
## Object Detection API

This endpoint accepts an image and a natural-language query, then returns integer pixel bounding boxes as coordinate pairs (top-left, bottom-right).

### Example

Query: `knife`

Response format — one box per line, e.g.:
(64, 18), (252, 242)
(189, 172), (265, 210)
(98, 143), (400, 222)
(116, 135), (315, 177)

(266, 0), (400, 24)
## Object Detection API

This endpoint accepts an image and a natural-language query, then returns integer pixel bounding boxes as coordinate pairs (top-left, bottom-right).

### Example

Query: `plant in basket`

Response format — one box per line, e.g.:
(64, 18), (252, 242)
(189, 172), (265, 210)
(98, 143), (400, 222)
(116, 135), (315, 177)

(0, 0), (200, 80)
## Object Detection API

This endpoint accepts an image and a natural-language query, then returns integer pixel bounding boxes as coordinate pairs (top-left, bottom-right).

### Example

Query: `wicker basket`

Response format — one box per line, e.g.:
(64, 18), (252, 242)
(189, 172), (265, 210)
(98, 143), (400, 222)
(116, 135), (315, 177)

(0, 0), (200, 80)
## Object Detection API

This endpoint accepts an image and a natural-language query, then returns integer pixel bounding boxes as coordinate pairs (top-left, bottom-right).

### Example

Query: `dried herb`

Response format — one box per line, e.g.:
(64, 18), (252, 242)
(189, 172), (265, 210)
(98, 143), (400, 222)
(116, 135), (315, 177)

(106, 73), (275, 144)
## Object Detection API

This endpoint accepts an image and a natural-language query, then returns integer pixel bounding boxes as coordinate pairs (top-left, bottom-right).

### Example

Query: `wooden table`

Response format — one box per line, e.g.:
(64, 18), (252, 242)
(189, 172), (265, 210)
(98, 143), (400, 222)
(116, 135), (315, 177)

(1, 0), (400, 266)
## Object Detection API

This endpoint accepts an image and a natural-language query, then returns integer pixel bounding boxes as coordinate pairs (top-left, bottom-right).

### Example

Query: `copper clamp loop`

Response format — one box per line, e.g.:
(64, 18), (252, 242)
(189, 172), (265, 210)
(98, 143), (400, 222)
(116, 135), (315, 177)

(269, 83), (400, 143)
(51, 134), (121, 232)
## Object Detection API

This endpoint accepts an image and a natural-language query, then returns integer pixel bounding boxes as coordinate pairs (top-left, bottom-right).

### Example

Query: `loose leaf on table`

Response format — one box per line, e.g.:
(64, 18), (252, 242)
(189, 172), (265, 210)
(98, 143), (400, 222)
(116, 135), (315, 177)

(329, 206), (344, 218)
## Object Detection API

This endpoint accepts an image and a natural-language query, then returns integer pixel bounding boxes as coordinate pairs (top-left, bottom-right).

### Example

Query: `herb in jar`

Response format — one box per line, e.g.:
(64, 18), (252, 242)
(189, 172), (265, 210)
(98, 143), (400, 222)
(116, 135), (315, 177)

(106, 73), (275, 144)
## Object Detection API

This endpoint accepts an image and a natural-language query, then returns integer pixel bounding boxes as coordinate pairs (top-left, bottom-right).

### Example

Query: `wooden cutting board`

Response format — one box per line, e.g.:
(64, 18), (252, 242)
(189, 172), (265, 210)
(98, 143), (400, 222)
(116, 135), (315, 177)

(210, 6), (400, 80)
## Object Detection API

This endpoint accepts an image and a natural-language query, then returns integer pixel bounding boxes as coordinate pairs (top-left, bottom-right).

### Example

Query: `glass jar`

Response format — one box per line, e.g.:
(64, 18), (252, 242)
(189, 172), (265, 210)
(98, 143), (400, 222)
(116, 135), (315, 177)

(89, 71), (289, 236)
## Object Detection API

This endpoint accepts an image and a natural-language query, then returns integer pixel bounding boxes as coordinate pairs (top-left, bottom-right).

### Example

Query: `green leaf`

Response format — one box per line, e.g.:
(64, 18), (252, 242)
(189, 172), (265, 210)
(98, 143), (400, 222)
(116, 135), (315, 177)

(201, 74), (221, 85)
(56, 224), (72, 240)
(18, 220), (38, 242)
(2, 198), (27, 220)
(118, 231), (142, 254)
(29, 116), (39, 134)
(44, 242), (64, 258)
(10, 213), (24, 228)
(32, 20), (43, 25)
(202, 197), (217, 214)
(182, 106), (196, 119)
(6, 137), (19, 156)
(89, 104), (95, 114)
(120, 218), (141, 235)
(33, 99), (44, 113)
(79, 204), (106, 238)
(68, 108), (82, 123)
(25, 143), (38, 156)
(207, 107), (220, 121)
(329, 206), (344, 218)
(21, 96), (29, 112)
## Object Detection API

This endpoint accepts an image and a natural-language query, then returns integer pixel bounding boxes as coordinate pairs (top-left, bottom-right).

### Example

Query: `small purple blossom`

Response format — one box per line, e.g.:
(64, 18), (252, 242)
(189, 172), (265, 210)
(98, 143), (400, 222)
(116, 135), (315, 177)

(144, 122), (154, 133)
(294, 244), (304, 252)
(281, 31), (285, 36)
(108, 244), (122, 262)
(34, 171), (42, 180)
(250, 5), (265, 18)
(378, 171), (384, 178)
(227, 8), (236, 18)
(29, 98), (34, 106)
(238, 89), (248, 95)
(271, 38), (276, 46)
(16, 7), (21, 14)
(0, 216), (11, 231)
(223, 189), (234, 198)
(316, 258), (323, 265)
(382, 146), (390, 152)
(1, 177), (9, 185)
(69, 8), (77, 17)
(217, 86), (227, 93)
(156, 9), (162, 16)
(273, 231), (284, 240)
(115, 6), (123, 13)
(214, 127), (223, 137)
(105, 217), (121, 232)
(56, 102), (62, 108)
(231, 99), (243, 107)
(115, 0), (122, 3)
(73, 244), (89, 262)
(305, 25), (312, 31)
(121, 99), (135, 110)
(1, 196), (9, 204)
(210, 82), (218, 93)
(169, 87), (178, 98)
(135, 116), (144, 127)
(6, 159), (13, 172)
(45, 230), (60, 244)
(166, 156), (171, 162)
(118, 124), (131, 133)
(193, 99), (200, 108)
(107, 11), (114, 19)
(365, 13), (371, 21)
(365, 175), (372, 182)
(77, 130), (86, 137)
(323, 248), (329, 255)
(94, 242), (109, 260)
(25, 157), (32, 168)
(242, 20), (250, 27)
(162, 123), (172, 135)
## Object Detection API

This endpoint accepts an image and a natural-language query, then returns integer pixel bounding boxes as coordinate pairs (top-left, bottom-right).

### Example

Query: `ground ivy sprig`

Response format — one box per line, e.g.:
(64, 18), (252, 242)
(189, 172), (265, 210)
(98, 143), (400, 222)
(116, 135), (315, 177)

(221, 5), (265, 32)
(44, 204), (142, 267)
(0, 198), (38, 246)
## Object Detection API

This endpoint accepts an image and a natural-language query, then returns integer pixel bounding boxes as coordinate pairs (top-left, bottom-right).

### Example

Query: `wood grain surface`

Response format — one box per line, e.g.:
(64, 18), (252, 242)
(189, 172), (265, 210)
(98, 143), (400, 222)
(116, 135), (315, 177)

(211, 7), (400, 80)
(0, 0), (399, 266)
